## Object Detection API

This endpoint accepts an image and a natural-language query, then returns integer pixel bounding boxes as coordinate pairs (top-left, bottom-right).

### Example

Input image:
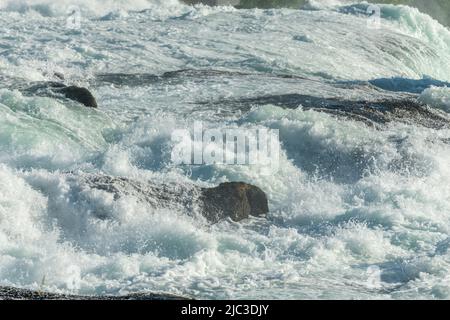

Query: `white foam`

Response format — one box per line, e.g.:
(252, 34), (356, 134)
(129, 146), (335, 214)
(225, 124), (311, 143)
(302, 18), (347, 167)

(420, 86), (450, 113)
(0, 0), (183, 17)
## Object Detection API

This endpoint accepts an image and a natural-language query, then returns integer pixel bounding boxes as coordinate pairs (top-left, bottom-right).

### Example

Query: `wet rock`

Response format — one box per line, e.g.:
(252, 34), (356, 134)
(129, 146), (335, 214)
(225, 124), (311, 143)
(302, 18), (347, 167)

(369, 77), (450, 94)
(182, 1), (240, 7)
(41, 71), (65, 81)
(57, 85), (97, 108)
(80, 175), (268, 223)
(23, 82), (97, 108)
(94, 69), (254, 87)
(95, 73), (160, 86)
(200, 182), (269, 223)
(0, 286), (189, 300)
(210, 94), (450, 129)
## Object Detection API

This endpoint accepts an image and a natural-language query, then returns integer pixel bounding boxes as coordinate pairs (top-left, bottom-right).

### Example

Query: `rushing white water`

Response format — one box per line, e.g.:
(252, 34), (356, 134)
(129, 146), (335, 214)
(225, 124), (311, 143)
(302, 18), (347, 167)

(1, 0), (450, 299)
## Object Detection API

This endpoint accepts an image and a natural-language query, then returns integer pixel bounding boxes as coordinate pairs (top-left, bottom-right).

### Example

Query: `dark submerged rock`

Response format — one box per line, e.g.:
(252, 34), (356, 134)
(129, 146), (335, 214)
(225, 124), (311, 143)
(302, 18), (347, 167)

(368, 77), (450, 94)
(23, 82), (97, 108)
(208, 94), (450, 129)
(0, 286), (189, 300)
(94, 69), (244, 87)
(93, 69), (307, 87)
(93, 70), (450, 129)
(56, 85), (98, 108)
(95, 73), (160, 86)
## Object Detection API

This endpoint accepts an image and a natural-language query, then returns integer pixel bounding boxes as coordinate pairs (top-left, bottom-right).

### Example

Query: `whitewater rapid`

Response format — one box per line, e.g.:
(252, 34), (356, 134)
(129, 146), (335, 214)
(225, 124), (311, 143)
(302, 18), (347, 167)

(1, 0), (450, 299)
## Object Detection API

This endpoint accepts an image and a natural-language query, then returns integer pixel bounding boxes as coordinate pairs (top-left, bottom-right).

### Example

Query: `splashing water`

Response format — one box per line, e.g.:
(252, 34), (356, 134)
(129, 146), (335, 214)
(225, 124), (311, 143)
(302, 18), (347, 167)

(1, 0), (450, 299)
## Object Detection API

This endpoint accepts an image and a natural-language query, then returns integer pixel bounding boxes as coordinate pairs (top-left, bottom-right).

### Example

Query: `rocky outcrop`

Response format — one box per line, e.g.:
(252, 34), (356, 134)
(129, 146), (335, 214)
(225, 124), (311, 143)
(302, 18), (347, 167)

(368, 77), (450, 94)
(200, 182), (269, 223)
(210, 94), (450, 129)
(93, 69), (447, 129)
(182, 1), (241, 7)
(79, 175), (268, 223)
(94, 69), (254, 87)
(56, 85), (98, 108)
(24, 82), (97, 108)
(0, 286), (189, 300)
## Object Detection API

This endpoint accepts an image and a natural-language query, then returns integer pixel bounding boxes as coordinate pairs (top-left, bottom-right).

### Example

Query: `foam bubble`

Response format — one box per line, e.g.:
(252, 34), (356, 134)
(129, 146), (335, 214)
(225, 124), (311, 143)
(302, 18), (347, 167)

(420, 86), (450, 113)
